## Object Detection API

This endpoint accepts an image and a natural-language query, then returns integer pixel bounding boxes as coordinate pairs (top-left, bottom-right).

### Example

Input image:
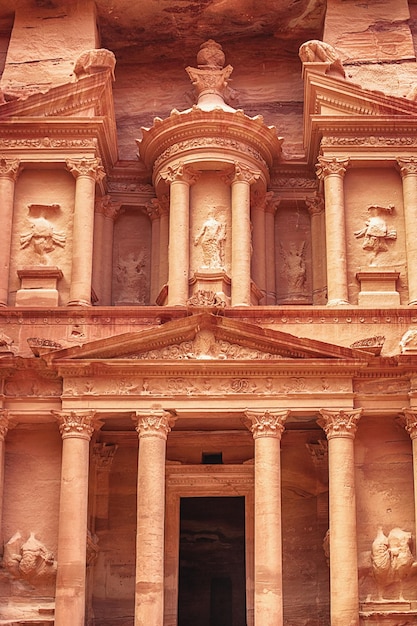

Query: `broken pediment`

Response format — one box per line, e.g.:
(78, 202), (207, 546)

(43, 313), (372, 364)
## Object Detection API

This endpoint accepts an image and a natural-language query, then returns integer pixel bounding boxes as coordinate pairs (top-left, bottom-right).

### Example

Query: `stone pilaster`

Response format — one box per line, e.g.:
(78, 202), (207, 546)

(245, 409), (288, 626)
(401, 409), (417, 545)
(0, 410), (10, 552)
(250, 189), (269, 303)
(318, 408), (362, 626)
(224, 162), (260, 306)
(316, 157), (350, 306)
(66, 158), (106, 306)
(0, 158), (20, 306)
(146, 198), (169, 304)
(53, 410), (102, 626)
(94, 195), (120, 305)
(306, 193), (327, 305)
(264, 193), (279, 305)
(397, 158), (417, 305)
(160, 163), (199, 306)
(133, 409), (176, 626)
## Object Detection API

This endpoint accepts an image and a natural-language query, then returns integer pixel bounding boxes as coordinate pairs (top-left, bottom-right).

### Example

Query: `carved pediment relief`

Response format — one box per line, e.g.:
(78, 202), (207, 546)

(44, 313), (371, 364)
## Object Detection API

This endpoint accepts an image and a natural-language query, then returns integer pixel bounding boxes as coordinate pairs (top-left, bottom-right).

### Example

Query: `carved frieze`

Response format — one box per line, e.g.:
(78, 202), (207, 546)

(322, 136), (417, 147)
(5, 372), (62, 397)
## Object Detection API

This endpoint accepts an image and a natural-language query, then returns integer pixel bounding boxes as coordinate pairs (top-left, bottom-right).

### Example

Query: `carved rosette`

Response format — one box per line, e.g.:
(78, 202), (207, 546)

(0, 157), (20, 181)
(245, 409), (289, 439)
(316, 156), (350, 179)
(317, 408), (362, 440)
(0, 409), (10, 441)
(66, 157), (106, 182)
(134, 409), (176, 440)
(53, 410), (101, 441)
(160, 162), (200, 186)
(401, 408), (417, 440)
(397, 157), (417, 178)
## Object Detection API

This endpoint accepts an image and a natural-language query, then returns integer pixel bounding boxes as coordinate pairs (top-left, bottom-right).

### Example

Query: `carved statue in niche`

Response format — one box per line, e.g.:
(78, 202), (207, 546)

(279, 241), (307, 295)
(194, 208), (226, 269)
(2, 531), (57, 583)
(354, 204), (397, 264)
(115, 251), (148, 304)
(20, 204), (66, 265)
(371, 527), (417, 600)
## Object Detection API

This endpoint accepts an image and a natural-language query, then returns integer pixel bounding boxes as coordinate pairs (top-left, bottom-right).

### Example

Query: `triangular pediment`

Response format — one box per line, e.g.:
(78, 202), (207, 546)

(43, 313), (371, 363)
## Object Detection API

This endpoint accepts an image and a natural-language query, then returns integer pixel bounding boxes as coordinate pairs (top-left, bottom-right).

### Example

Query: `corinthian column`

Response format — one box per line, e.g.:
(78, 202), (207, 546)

(66, 158), (106, 306)
(53, 410), (102, 626)
(397, 158), (417, 305)
(306, 193), (327, 305)
(160, 163), (199, 306)
(401, 409), (417, 543)
(133, 409), (176, 626)
(0, 158), (20, 306)
(225, 162), (260, 306)
(316, 157), (350, 305)
(245, 409), (289, 626)
(318, 409), (362, 626)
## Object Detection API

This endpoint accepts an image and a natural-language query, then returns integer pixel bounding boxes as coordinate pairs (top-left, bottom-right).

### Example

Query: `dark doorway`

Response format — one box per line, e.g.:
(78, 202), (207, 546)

(178, 496), (247, 626)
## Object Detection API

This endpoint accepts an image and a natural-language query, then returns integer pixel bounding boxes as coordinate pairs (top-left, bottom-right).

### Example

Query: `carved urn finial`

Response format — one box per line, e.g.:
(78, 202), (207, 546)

(186, 40), (235, 112)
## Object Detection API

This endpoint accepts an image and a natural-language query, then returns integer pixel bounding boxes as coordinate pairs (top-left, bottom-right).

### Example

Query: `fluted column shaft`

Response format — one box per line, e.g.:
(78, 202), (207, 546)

(227, 163), (260, 306)
(0, 159), (20, 306)
(245, 409), (288, 626)
(306, 194), (327, 305)
(318, 409), (362, 626)
(66, 158), (105, 306)
(134, 409), (175, 626)
(316, 157), (350, 305)
(397, 159), (417, 304)
(53, 411), (101, 626)
(161, 163), (199, 306)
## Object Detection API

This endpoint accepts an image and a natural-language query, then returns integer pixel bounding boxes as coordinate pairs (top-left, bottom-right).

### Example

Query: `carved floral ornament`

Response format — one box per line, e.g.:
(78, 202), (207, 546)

(66, 157), (106, 182)
(0, 156), (20, 179)
(160, 162), (200, 185)
(244, 409), (289, 439)
(134, 408), (177, 440)
(317, 408), (363, 439)
(53, 410), (102, 440)
(0, 409), (10, 440)
(316, 156), (350, 179)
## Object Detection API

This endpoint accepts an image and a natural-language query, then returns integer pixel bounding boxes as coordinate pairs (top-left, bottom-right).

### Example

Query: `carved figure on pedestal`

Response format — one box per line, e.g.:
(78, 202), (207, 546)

(371, 527), (417, 600)
(354, 205), (397, 264)
(2, 531), (57, 583)
(20, 215), (66, 265)
(194, 209), (226, 269)
(299, 40), (345, 77)
(280, 241), (307, 295)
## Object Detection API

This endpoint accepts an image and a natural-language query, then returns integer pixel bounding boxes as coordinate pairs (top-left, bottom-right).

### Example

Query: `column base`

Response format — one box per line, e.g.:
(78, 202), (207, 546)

(67, 299), (92, 307)
(326, 299), (350, 306)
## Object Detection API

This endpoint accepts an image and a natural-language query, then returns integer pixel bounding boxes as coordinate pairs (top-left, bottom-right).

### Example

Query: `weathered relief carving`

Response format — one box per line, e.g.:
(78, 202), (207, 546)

(73, 48), (116, 80)
(27, 337), (63, 357)
(350, 335), (385, 355)
(187, 289), (226, 307)
(115, 251), (148, 304)
(371, 527), (417, 600)
(185, 39), (236, 106)
(2, 531), (57, 583)
(279, 241), (307, 296)
(20, 204), (66, 265)
(5, 372), (62, 397)
(0, 331), (14, 354)
(299, 39), (345, 77)
(354, 205), (397, 263)
(194, 209), (226, 269)
(354, 378), (409, 394)
(400, 329), (417, 354)
(86, 531), (99, 566)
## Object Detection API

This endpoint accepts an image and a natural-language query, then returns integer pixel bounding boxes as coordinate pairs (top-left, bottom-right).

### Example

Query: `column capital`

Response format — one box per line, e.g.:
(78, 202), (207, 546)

(401, 408), (417, 439)
(316, 156), (350, 179)
(251, 189), (275, 211)
(305, 193), (325, 216)
(317, 408), (362, 439)
(397, 157), (417, 177)
(222, 161), (261, 186)
(160, 162), (199, 185)
(66, 157), (106, 182)
(245, 409), (289, 439)
(0, 409), (10, 441)
(0, 157), (20, 180)
(53, 410), (102, 441)
(134, 408), (177, 440)
(95, 194), (121, 219)
(146, 197), (169, 220)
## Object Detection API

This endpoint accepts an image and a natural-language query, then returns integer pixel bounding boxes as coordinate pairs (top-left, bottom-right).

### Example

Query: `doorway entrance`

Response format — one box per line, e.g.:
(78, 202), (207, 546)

(178, 496), (246, 626)
(164, 464), (254, 626)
